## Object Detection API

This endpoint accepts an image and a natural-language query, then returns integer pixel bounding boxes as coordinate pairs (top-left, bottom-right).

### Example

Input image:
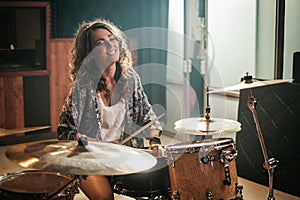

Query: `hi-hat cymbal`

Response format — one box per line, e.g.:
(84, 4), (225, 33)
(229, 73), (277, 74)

(6, 139), (157, 176)
(174, 118), (241, 135)
(207, 79), (289, 94)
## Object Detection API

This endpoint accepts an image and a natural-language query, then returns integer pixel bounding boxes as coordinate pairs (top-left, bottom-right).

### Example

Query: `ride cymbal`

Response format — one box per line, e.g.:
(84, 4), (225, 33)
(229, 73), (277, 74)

(6, 139), (157, 176)
(174, 118), (241, 135)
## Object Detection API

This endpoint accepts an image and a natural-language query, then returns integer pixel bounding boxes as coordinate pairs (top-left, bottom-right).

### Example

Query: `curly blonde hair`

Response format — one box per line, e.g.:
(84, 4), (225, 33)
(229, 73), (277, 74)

(69, 19), (132, 81)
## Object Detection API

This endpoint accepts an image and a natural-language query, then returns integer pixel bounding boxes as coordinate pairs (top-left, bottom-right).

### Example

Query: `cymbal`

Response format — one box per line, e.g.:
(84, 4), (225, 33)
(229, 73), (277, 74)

(207, 79), (289, 94)
(6, 139), (157, 175)
(0, 126), (50, 138)
(174, 117), (241, 135)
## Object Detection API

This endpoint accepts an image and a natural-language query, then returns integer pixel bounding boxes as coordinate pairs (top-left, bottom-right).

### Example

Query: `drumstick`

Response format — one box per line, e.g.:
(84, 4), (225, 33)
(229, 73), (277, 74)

(120, 113), (165, 145)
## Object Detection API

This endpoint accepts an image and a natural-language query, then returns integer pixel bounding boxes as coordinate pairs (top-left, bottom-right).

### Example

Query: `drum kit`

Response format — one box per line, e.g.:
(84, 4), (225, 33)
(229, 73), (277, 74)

(0, 73), (289, 200)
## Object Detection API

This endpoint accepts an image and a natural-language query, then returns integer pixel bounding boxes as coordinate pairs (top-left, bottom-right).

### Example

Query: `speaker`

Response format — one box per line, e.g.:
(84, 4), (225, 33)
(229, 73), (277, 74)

(293, 51), (300, 83)
(236, 82), (300, 197)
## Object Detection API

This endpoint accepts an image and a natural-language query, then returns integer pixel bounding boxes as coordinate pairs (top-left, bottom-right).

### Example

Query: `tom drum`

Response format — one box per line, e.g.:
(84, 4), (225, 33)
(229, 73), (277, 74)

(165, 138), (243, 200)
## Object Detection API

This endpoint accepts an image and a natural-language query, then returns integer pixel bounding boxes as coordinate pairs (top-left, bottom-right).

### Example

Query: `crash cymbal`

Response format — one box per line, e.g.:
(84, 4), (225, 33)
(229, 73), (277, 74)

(6, 139), (157, 176)
(174, 117), (241, 135)
(0, 126), (50, 138)
(207, 72), (290, 94)
(208, 79), (289, 94)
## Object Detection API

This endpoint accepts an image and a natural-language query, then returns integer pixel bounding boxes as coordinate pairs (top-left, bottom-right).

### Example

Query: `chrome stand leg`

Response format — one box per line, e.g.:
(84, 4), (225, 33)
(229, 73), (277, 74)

(247, 89), (279, 200)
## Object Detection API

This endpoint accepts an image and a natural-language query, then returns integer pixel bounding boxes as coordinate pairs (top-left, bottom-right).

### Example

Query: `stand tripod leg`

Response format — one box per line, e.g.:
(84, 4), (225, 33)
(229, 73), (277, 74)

(45, 175), (79, 200)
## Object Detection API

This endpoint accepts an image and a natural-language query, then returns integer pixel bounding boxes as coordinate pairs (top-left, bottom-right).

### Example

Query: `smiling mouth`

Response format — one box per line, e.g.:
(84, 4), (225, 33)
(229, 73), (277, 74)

(107, 50), (117, 56)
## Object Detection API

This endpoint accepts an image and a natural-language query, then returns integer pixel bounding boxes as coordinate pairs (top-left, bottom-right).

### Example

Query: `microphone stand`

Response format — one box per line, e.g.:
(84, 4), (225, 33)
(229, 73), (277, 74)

(245, 75), (279, 200)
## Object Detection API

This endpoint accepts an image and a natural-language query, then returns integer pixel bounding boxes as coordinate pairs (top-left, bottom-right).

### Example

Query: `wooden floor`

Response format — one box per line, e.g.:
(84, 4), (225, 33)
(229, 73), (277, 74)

(0, 132), (299, 200)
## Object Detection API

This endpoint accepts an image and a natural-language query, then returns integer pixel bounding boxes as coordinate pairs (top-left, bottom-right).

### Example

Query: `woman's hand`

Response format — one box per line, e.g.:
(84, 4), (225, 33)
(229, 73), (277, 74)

(149, 137), (161, 151)
(75, 133), (101, 142)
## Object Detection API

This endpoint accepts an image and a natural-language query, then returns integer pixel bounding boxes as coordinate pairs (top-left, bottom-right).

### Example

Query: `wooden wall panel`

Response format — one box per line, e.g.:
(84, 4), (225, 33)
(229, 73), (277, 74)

(1, 77), (24, 129)
(0, 78), (5, 128)
(49, 38), (73, 132)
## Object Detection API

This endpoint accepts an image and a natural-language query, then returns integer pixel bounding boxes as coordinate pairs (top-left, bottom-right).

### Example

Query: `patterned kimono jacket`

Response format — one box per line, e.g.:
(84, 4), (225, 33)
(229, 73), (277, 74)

(57, 67), (162, 148)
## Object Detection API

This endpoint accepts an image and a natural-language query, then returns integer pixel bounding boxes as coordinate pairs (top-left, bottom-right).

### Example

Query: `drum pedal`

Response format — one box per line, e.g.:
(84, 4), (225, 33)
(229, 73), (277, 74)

(171, 190), (180, 200)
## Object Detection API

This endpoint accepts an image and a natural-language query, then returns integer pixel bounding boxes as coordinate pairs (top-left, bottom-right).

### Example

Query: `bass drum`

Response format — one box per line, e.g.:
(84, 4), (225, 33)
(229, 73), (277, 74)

(165, 138), (243, 200)
(0, 170), (78, 200)
(113, 148), (171, 199)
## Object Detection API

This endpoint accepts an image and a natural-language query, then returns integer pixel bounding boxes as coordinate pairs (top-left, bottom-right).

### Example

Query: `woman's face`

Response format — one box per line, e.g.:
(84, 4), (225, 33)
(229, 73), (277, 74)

(89, 28), (120, 69)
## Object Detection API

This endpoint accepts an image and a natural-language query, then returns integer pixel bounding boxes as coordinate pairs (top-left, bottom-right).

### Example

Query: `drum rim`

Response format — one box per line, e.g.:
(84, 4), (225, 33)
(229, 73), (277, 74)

(0, 170), (72, 194)
(165, 138), (233, 154)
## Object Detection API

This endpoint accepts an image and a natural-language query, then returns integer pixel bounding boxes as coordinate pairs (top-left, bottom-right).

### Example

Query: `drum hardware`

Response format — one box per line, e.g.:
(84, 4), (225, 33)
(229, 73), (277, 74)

(206, 188), (213, 200)
(199, 146), (238, 187)
(205, 183), (244, 200)
(223, 164), (232, 186)
(171, 190), (179, 200)
(235, 183), (244, 199)
(198, 145), (237, 165)
(43, 175), (80, 200)
(166, 153), (175, 168)
(200, 155), (211, 164)
(243, 73), (279, 200)
(219, 149), (238, 164)
(205, 183), (243, 200)
(208, 72), (288, 200)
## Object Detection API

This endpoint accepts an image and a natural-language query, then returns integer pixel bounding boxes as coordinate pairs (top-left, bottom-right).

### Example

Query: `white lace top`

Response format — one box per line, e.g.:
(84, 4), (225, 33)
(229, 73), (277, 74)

(98, 97), (126, 141)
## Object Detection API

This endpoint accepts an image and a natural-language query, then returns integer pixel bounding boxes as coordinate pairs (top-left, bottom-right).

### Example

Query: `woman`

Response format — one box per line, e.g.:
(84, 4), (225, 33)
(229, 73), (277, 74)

(57, 19), (162, 200)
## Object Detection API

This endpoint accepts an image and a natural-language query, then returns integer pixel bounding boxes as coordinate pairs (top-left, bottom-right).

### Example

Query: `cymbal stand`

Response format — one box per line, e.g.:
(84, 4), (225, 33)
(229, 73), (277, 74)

(205, 86), (211, 121)
(247, 88), (279, 200)
(201, 86), (212, 140)
(45, 175), (80, 200)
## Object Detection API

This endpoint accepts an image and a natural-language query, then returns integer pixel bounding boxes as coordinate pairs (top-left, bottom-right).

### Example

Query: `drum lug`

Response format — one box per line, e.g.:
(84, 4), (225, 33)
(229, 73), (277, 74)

(167, 155), (175, 167)
(223, 164), (231, 186)
(219, 149), (238, 164)
(206, 188), (213, 200)
(200, 155), (211, 164)
(113, 181), (128, 195)
(171, 190), (180, 200)
(235, 183), (243, 199)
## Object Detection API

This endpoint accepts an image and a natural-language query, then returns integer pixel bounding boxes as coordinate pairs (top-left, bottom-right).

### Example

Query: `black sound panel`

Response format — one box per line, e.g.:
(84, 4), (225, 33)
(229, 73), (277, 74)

(236, 82), (300, 197)
(293, 51), (300, 83)
(23, 76), (50, 127)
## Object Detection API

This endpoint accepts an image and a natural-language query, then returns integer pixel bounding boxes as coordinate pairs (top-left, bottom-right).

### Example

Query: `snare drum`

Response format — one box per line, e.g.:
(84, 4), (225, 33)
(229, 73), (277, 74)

(0, 170), (78, 200)
(113, 149), (171, 198)
(165, 138), (243, 200)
